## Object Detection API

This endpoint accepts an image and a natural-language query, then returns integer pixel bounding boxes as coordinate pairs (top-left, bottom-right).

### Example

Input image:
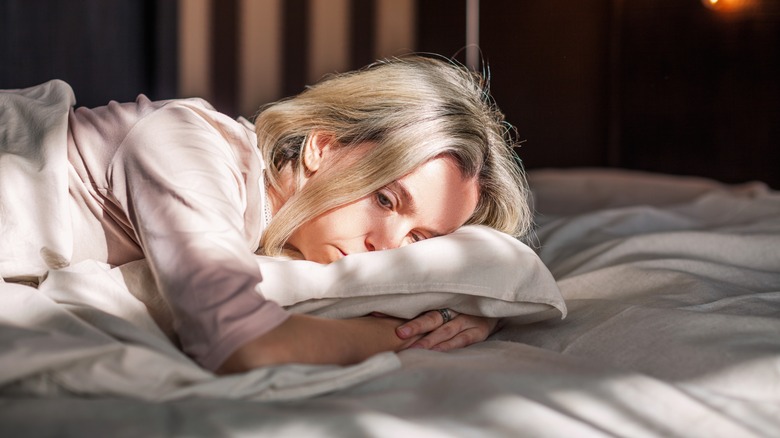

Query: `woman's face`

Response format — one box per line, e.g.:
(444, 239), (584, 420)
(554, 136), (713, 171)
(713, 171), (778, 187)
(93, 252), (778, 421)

(286, 155), (479, 264)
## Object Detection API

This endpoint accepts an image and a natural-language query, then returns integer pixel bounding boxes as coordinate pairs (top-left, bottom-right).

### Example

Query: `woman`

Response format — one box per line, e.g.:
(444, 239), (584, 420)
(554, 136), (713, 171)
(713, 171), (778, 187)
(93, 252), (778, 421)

(0, 56), (532, 374)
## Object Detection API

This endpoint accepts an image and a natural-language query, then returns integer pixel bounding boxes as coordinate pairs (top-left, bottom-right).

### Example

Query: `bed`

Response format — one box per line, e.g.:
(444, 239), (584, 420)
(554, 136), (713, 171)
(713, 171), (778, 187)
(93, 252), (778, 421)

(1, 81), (778, 438)
(1, 162), (778, 437)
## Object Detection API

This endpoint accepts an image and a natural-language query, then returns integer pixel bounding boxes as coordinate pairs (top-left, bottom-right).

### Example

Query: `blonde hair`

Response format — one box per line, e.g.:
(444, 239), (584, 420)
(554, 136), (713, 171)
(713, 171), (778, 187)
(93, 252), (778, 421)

(255, 55), (532, 256)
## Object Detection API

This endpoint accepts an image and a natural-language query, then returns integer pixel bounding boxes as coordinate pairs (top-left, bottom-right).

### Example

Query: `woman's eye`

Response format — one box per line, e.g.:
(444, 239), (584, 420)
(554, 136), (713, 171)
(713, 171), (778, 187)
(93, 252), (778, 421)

(376, 191), (393, 209)
(410, 232), (424, 243)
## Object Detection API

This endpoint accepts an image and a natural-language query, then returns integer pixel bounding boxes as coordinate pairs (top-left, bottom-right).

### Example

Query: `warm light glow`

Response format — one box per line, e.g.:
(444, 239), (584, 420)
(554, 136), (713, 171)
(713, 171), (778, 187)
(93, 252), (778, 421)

(702, 0), (758, 12)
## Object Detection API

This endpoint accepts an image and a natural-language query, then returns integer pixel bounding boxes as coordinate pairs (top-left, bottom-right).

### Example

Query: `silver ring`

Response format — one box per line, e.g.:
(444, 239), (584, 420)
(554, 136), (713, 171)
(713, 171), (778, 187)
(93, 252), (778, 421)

(437, 308), (453, 324)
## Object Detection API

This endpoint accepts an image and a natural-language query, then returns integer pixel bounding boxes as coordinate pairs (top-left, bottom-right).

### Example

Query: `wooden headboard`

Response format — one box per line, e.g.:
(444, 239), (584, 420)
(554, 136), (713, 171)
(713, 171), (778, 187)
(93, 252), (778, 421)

(2, 0), (777, 187)
(419, 0), (780, 188)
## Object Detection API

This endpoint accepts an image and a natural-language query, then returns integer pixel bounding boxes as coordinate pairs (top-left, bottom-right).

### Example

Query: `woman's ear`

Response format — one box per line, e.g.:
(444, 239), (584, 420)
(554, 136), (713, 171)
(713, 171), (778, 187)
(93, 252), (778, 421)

(302, 132), (333, 174)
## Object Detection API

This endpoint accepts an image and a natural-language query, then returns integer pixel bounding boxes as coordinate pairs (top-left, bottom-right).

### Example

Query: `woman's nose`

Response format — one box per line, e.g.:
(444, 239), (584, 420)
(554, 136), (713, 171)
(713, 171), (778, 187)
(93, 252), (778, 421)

(365, 224), (406, 252)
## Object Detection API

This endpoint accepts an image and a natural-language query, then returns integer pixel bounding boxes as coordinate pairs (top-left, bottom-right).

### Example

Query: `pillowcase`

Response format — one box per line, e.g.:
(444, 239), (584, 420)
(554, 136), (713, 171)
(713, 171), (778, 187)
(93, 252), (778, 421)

(255, 225), (566, 321)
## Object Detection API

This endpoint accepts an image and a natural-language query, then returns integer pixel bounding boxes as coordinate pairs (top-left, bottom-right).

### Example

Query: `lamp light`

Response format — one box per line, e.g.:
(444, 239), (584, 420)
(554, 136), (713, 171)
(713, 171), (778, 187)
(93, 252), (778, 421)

(701, 0), (758, 13)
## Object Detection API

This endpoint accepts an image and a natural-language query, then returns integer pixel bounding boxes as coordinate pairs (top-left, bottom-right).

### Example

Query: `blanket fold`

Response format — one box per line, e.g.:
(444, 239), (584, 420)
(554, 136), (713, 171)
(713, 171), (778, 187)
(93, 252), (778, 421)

(0, 80), (76, 281)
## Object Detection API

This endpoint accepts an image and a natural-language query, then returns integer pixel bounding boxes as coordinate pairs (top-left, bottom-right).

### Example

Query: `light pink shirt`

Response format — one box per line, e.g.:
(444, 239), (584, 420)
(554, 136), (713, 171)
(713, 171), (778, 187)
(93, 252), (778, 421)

(66, 95), (289, 371)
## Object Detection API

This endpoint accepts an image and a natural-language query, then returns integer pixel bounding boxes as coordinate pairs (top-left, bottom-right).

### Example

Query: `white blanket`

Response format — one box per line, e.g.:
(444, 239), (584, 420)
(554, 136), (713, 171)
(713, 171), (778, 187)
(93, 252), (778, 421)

(3, 168), (778, 437)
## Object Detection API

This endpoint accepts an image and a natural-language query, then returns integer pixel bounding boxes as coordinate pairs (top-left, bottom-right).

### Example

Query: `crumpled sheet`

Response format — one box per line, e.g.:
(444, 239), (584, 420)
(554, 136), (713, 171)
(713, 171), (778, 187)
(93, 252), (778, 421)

(3, 168), (779, 437)
(0, 80), (76, 280)
(0, 262), (401, 401)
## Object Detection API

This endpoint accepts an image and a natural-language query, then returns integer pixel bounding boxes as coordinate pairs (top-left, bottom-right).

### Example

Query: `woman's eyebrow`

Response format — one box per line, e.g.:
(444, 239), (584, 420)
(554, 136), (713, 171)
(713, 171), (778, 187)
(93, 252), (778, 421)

(389, 181), (417, 214)
(389, 180), (443, 238)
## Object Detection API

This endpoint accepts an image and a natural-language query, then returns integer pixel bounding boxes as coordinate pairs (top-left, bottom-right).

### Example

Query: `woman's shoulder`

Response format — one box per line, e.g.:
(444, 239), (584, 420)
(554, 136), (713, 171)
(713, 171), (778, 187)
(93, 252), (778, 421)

(130, 96), (254, 145)
(70, 93), (256, 163)
(119, 96), (259, 168)
(71, 93), (239, 139)
(69, 92), (261, 188)
(72, 95), (219, 134)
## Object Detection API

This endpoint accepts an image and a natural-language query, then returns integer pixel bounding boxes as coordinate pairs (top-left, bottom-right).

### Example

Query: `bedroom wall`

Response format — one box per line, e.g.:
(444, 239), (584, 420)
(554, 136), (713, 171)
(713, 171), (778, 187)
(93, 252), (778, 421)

(1, 0), (777, 187)
(615, 0), (780, 188)
(417, 0), (780, 188)
(418, 0), (614, 171)
(0, 0), (178, 108)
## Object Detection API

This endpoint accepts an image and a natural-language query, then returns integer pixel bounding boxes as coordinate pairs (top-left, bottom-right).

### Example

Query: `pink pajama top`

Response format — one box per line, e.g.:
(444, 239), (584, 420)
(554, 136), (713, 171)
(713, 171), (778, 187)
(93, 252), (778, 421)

(64, 93), (289, 371)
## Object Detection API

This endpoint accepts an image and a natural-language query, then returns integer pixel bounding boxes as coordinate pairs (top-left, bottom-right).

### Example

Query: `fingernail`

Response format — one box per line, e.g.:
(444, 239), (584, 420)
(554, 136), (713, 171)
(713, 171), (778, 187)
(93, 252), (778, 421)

(397, 326), (411, 337)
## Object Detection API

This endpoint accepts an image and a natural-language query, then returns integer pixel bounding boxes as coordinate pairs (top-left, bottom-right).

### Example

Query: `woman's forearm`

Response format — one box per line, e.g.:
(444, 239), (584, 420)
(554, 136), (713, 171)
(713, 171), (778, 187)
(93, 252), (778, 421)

(216, 314), (417, 374)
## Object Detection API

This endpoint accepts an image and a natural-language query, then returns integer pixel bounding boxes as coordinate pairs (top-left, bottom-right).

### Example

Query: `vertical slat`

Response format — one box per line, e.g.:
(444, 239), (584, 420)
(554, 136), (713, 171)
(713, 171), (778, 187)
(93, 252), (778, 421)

(350, 0), (375, 69)
(375, 0), (416, 60)
(178, 0), (211, 100)
(309, 0), (350, 83)
(416, 0), (466, 63)
(465, 0), (479, 70)
(239, 0), (283, 117)
(148, 0), (178, 100)
(283, 0), (310, 97)
(210, 0), (239, 115)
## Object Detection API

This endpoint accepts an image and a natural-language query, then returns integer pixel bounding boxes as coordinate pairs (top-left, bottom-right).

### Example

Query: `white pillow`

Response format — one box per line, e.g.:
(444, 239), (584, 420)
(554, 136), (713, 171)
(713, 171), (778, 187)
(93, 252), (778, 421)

(256, 225), (566, 321)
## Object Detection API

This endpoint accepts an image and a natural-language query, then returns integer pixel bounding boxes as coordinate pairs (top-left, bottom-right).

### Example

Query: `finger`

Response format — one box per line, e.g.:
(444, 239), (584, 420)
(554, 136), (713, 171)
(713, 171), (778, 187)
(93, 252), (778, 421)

(429, 328), (485, 352)
(436, 308), (459, 325)
(396, 309), (460, 339)
(411, 322), (465, 349)
(410, 319), (478, 349)
(410, 315), (492, 350)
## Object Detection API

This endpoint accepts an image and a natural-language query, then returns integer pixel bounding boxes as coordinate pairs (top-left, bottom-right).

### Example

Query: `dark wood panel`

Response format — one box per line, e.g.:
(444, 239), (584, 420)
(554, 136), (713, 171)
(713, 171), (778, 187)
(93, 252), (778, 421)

(474, 0), (612, 170)
(0, 0), (177, 107)
(282, 0), (309, 98)
(417, 0), (467, 63)
(146, 0), (178, 101)
(619, 0), (780, 187)
(418, 0), (780, 187)
(350, 0), (376, 69)
(210, 0), (239, 116)
(418, 1), (612, 170)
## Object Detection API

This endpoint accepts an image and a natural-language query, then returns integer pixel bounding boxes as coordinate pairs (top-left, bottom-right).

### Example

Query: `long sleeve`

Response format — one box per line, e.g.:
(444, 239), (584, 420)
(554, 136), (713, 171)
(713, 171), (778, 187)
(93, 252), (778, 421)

(106, 102), (289, 371)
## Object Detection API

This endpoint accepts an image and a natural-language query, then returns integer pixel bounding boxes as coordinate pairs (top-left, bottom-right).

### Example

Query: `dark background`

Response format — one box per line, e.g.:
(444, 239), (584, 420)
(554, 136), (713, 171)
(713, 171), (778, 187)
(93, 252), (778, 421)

(2, 0), (778, 187)
(0, 0), (178, 106)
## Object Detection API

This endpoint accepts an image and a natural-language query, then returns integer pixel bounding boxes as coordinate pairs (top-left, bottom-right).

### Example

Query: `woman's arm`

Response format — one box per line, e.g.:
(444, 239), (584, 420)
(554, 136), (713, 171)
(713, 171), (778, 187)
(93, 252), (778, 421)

(216, 314), (420, 373)
(217, 311), (500, 373)
(110, 103), (292, 371)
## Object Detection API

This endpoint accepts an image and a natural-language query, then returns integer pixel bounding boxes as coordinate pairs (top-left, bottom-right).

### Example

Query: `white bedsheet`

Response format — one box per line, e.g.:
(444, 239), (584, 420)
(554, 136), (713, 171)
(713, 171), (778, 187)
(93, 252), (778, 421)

(2, 168), (779, 437)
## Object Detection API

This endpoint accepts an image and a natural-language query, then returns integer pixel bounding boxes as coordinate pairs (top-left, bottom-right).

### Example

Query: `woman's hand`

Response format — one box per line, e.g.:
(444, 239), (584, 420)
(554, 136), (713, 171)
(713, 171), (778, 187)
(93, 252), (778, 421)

(395, 310), (500, 352)
(216, 313), (421, 374)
